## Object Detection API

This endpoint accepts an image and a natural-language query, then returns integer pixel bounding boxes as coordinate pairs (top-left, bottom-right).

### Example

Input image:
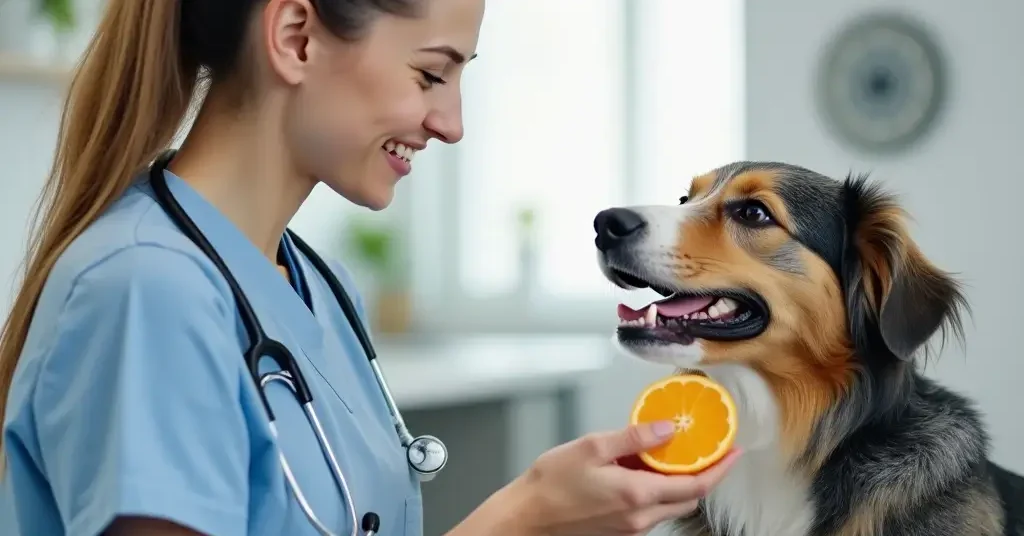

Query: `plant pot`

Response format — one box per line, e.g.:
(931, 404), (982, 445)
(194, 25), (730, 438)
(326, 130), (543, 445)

(373, 290), (412, 335)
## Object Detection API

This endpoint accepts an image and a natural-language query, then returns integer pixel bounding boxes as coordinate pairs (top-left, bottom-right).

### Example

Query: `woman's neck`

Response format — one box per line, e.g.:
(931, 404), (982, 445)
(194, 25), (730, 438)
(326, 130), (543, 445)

(168, 94), (316, 263)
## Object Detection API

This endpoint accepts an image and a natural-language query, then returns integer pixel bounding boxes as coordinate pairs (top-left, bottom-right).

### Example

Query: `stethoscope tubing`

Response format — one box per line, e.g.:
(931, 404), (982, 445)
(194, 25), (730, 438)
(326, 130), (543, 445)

(146, 150), (417, 536)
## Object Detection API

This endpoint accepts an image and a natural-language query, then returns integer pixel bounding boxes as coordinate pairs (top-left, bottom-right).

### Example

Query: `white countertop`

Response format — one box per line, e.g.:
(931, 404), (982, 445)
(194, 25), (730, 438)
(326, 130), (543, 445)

(373, 334), (613, 410)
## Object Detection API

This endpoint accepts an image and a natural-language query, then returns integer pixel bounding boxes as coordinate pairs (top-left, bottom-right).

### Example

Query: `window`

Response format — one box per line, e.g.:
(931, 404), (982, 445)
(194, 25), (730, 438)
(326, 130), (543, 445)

(456, 0), (627, 300)
(407, 0), (745, 332)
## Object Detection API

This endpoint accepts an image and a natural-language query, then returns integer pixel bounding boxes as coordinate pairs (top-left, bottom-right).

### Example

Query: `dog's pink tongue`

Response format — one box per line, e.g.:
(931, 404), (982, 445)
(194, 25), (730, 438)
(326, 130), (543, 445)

(617, 295), (714, 320)
(655, 295), (714, 317)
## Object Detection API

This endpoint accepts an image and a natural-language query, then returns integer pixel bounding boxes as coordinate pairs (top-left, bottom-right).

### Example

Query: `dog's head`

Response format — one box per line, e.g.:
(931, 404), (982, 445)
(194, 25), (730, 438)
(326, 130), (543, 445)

(596, 162), (967, 450)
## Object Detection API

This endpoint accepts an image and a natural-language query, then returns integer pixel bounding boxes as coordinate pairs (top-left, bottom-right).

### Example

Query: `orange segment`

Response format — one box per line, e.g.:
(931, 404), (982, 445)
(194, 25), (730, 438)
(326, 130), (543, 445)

(629, 374), (738, 474)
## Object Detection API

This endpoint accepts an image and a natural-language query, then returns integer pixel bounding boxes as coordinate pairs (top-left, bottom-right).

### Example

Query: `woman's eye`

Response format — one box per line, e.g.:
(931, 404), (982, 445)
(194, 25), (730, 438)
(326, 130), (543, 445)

(731, 201), (774, 226)
(417, 70), (447, 89)
(678, 195), (689, 205)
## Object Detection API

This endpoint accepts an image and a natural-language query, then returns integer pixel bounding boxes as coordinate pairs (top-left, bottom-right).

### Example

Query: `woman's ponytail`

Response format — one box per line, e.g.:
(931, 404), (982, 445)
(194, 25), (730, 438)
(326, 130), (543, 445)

(0, 1), (196, 473)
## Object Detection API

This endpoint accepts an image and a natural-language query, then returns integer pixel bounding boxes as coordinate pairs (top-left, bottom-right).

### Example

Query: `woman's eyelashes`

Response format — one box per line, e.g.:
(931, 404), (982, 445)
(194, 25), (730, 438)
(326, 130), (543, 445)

(417, 69), (447, 89)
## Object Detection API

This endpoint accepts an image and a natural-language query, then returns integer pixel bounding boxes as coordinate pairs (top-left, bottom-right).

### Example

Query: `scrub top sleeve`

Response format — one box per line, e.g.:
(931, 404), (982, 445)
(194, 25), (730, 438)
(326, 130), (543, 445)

(32, 245), (250, 536)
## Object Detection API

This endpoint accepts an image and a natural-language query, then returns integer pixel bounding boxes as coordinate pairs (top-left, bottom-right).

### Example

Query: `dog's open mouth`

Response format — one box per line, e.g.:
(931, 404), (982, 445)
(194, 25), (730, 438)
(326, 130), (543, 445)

(611, 270), (769, 345)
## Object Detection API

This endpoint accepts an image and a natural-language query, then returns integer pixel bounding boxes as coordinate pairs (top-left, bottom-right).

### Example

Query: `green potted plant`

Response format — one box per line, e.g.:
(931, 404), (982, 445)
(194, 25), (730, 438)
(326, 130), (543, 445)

(344, 218), (411, 334)
(40, 0), (75, 33)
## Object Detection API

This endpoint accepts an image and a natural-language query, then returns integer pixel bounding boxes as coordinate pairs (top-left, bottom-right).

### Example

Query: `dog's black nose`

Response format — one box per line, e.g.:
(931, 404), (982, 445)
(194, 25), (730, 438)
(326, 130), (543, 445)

(594, 208), (646, 252)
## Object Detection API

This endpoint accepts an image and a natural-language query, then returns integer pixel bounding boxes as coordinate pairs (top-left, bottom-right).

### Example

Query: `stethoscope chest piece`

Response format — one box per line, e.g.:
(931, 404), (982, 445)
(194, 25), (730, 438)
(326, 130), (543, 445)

(407, 435), (448, 482)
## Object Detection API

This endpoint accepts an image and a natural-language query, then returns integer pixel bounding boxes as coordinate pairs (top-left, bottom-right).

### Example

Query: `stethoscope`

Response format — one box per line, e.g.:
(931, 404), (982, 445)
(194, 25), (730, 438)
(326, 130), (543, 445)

(147, 150), (448, 536)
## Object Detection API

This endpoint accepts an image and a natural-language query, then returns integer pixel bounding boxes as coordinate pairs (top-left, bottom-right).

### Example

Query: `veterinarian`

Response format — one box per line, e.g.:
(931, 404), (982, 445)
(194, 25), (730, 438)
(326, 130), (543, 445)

(0, 1), (741, 535)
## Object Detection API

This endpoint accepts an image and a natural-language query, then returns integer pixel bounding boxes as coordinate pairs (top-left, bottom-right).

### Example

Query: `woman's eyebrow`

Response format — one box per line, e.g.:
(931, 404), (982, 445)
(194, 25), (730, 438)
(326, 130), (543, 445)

(419, 45), (478, 65)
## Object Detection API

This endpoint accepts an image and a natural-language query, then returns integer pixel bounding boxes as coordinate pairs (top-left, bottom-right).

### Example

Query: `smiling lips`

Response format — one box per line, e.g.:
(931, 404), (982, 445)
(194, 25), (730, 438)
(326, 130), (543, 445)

(383, 140), (418, 176)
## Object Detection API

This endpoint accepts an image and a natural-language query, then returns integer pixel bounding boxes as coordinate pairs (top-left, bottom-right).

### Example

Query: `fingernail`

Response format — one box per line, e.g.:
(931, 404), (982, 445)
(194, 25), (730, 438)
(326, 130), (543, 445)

(651, 420), (676, 438)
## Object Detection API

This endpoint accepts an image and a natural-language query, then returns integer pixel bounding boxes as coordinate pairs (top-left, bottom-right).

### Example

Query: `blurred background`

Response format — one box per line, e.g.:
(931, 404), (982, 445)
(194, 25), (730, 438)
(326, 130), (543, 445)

(1, 0), (1021, 534)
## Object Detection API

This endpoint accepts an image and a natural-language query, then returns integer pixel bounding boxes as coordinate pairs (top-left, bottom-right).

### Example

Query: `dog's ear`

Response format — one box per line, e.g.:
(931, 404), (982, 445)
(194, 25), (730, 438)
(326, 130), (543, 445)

(841, 175), (968, 362)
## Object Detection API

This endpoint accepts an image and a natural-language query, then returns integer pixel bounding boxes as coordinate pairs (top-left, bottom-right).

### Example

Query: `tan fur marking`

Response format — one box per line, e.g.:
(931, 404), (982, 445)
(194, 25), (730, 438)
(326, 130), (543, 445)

(726, 171), (798, 231)
(837, 486), (1004, 536)
(851, 202), (908, 311)
(960, 486), (1006, 535)
(688, 173), (717, 201)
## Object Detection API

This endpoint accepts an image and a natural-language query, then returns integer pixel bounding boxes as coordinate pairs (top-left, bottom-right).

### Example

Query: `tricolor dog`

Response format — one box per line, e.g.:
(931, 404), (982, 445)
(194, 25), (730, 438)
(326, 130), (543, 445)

(594, 161), (1024, 536)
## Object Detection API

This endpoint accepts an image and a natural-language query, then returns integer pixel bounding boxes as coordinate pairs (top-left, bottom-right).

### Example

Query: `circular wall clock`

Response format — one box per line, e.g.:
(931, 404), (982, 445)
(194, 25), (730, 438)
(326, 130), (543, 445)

(816, 13), (948, 154)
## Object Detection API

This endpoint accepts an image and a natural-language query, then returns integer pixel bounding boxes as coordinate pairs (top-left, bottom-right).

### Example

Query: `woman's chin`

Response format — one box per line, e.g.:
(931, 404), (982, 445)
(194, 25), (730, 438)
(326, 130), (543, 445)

(354, 183), (397, 211)
(320, 175), (396, 211)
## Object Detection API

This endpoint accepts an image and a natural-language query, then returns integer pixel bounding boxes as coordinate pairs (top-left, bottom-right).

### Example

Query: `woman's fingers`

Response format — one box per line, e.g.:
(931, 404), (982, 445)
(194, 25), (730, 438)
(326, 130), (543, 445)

(580, 421), (678, 463)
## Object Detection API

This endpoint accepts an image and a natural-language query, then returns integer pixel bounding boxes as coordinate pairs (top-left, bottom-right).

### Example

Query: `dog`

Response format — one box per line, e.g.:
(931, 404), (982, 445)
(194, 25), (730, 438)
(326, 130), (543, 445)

(593, 161), (1024, 536)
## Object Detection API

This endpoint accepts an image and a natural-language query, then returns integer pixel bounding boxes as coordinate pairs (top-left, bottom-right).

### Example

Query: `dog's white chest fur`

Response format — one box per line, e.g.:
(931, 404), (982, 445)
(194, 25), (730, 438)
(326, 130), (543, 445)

(679, 364), (816, 536)
(701, 447), (815, 536)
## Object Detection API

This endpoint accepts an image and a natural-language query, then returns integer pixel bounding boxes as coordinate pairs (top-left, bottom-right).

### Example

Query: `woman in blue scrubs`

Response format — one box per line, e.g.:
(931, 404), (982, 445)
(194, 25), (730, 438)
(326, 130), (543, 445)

(0, 1), (741, 535)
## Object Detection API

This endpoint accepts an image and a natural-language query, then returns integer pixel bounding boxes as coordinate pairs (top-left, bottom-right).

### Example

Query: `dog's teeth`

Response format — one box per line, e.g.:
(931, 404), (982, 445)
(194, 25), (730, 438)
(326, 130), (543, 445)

(645, 304), (658, 327)
(707, 298), (738, 320)
(719, 297), (738, 312)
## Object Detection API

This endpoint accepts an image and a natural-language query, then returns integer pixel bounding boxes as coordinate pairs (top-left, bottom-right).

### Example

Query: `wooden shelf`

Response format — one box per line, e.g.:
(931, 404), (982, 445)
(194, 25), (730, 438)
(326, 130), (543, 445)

(0, 53), (71, 85)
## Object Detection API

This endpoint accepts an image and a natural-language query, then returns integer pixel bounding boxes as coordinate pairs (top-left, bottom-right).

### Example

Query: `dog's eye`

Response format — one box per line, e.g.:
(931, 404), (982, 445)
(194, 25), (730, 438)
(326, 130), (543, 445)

(679, 195), (689, 205)
(730, 200), (774, 226)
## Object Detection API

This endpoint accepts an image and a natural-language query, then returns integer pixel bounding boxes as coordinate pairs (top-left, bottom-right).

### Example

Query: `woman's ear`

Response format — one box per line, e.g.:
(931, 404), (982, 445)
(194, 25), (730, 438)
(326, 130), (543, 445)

(840, 175), (969, 362)
(263, 0), (316, 85)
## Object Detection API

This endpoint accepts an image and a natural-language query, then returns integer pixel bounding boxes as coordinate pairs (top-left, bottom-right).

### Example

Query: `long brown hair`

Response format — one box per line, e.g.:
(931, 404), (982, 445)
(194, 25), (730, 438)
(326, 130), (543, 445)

(0, 1), (196, 473)
(0, 0), (424, 475)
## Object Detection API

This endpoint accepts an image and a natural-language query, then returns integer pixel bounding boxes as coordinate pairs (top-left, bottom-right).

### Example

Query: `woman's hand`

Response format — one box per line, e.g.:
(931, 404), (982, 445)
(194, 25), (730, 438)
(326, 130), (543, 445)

(451, 420), (741, 536)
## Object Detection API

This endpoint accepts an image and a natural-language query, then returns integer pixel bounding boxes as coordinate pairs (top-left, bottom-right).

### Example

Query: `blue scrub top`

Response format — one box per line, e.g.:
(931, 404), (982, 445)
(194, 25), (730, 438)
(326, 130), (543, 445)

(0, 170), (423, 535)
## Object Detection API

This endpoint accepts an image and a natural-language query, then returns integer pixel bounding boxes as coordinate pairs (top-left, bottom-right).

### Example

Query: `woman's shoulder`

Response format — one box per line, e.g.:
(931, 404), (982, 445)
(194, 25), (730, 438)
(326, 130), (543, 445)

(49, 185), (228, 296)
(9, 186), (244, 429)
(29, 186), (233, 348)
(59, 184), (213, 265)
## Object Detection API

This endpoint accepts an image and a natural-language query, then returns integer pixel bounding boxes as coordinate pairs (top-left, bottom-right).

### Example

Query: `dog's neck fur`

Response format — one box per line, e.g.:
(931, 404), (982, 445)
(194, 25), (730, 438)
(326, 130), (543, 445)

(677, 363), (817, 536)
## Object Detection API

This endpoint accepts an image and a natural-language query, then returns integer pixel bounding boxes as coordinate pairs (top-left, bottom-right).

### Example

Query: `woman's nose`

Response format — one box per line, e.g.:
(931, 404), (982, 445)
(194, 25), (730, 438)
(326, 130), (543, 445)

(424, 106), (464, 145)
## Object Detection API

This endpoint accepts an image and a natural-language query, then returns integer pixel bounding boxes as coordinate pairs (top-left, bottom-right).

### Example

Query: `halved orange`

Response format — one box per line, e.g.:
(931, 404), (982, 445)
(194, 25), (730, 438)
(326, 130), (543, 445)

(629, 374), (738, 475)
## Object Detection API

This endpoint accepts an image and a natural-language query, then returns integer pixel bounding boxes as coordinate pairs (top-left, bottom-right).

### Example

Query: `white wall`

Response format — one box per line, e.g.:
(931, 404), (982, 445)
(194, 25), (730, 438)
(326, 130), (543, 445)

(0, 84), (62, 316)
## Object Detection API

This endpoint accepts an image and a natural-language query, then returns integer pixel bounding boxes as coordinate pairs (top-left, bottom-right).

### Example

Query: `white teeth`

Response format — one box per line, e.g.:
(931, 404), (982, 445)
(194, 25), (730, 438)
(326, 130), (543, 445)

(383, 141), (418, 163)
(645, 304), (658, 327)
(707, 297), (738, 319)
